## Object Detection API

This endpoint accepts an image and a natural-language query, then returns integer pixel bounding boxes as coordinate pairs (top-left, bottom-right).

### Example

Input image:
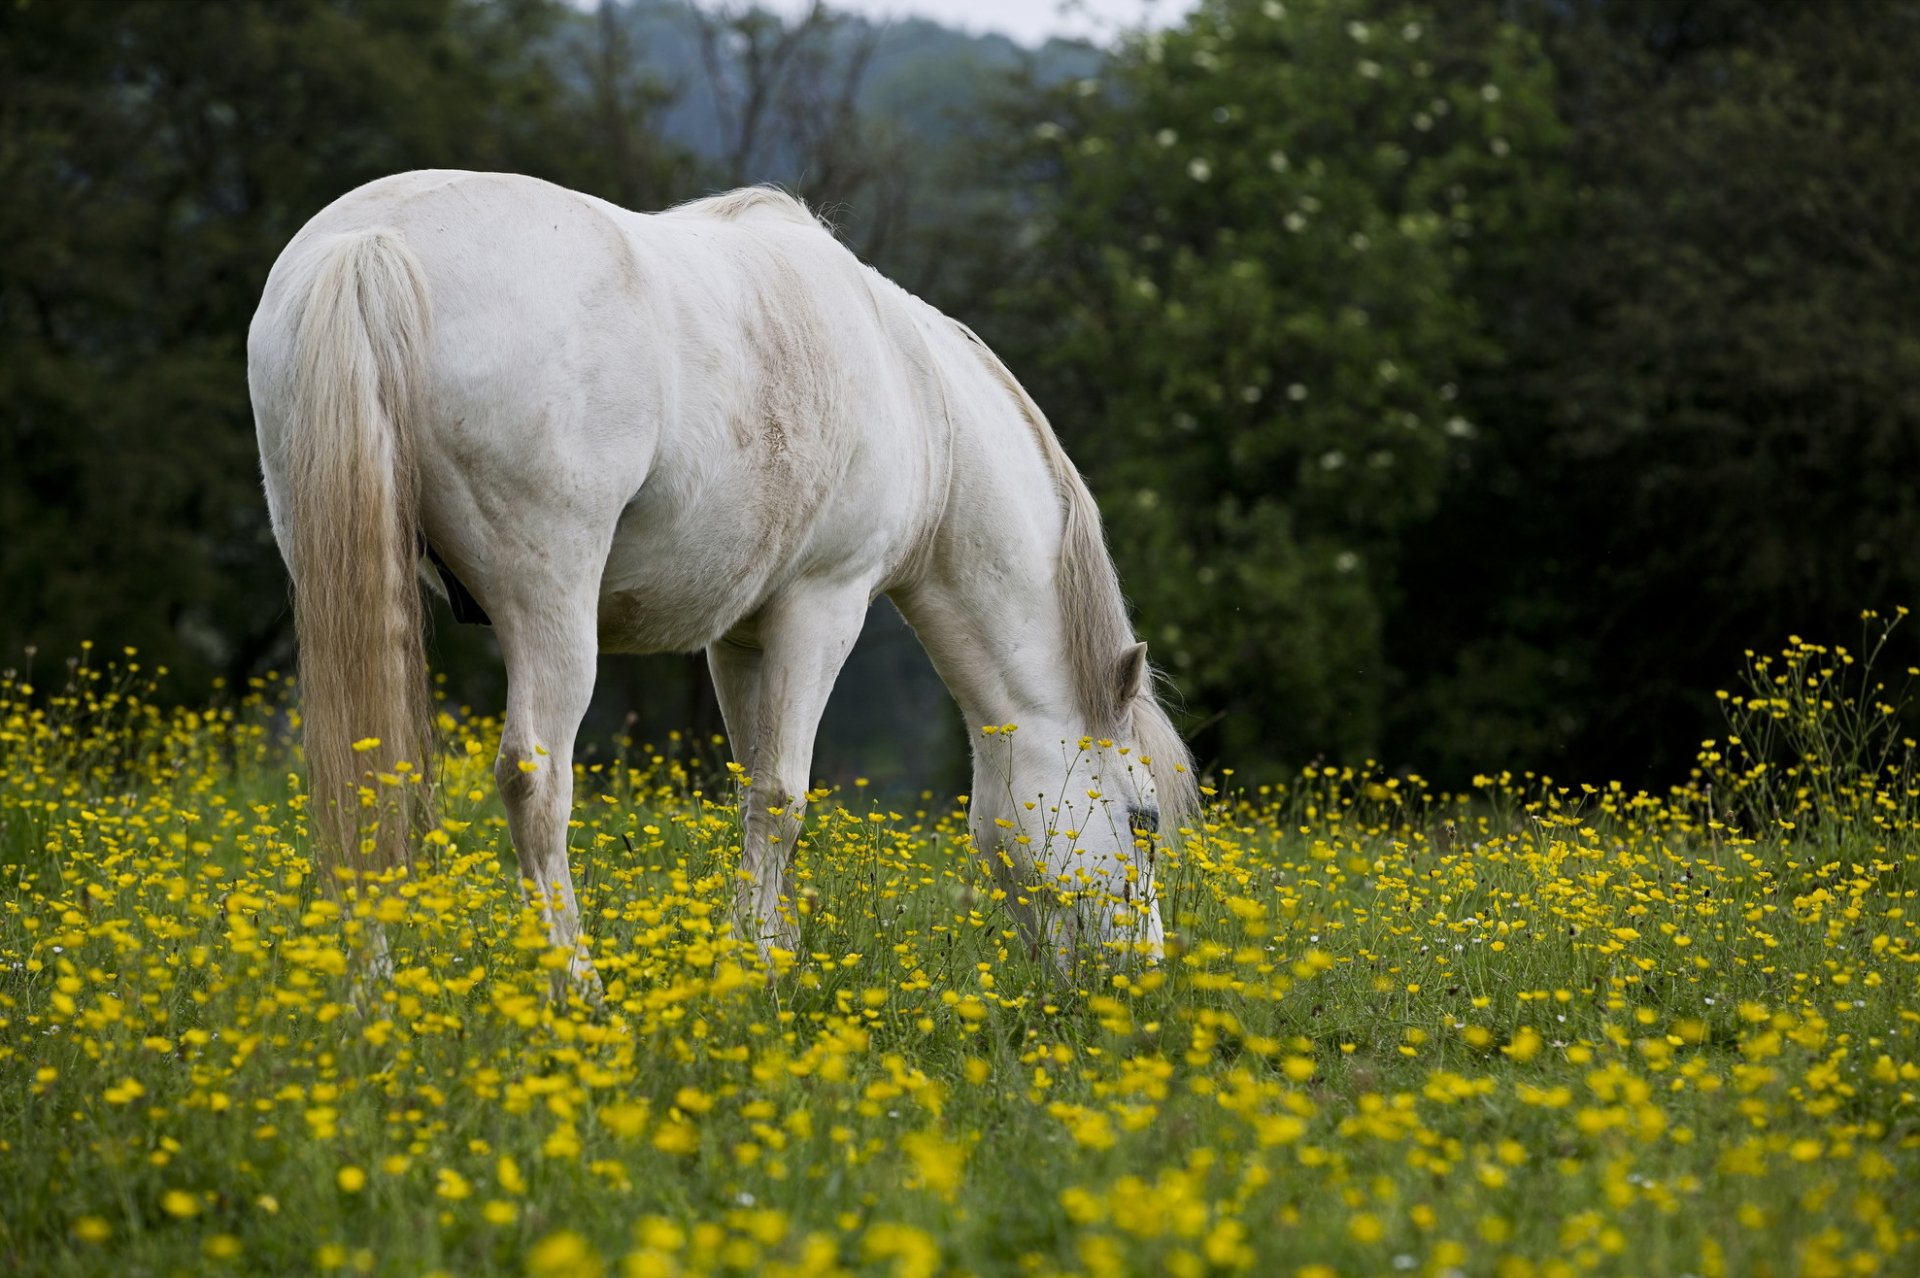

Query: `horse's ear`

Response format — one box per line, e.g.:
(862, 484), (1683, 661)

(1116, 642), (1150, 706)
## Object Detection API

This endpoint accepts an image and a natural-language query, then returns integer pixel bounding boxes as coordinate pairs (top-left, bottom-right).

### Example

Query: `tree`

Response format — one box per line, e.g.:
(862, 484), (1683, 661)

(1392, 0), (1920, 783)
(991, 0), (1563, 771)
(569, 0), (696, 211)
(0, 0), (685, 687)
(690, 1), (916, 261)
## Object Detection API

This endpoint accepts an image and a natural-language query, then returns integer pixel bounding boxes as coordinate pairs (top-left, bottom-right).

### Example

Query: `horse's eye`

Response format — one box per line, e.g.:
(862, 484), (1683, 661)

(1128, 805), (1160, 835)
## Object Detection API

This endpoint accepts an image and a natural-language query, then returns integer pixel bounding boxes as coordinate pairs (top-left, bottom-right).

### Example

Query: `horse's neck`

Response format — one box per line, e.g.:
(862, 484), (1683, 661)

(891, 406), (1078, 739)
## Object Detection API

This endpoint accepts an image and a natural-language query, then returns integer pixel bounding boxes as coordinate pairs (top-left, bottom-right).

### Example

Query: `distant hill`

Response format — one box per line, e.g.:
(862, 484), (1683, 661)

(597, 1), (1103, 165)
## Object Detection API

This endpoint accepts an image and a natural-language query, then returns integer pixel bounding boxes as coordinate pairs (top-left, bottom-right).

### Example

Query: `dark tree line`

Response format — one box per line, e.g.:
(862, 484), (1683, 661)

(0, 0), (656, 682)
(1391, 0), (1920, 783)
(984, 0), (1920, 784)
(3, 0), (1917, 789)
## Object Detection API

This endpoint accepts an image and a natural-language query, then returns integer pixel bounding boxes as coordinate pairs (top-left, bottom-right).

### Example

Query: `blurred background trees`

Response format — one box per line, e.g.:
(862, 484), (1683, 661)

(980, 3), (1564, 768)
(0, 0), (657, 683)
(2, 0), (1915, 791)
(1391, 0), (1920, 782)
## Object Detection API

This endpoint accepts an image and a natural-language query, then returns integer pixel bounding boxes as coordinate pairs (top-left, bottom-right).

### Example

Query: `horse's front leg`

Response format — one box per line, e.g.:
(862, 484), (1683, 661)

(708, 583), (869, 971)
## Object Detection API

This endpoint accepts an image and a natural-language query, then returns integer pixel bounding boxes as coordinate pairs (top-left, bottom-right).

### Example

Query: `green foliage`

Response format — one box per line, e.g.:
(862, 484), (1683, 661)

(8, 0), (1920, 795)
(0, 0), (686, 686)
(991, 0), (1564, 769)
(1392, 0), (1920, 783)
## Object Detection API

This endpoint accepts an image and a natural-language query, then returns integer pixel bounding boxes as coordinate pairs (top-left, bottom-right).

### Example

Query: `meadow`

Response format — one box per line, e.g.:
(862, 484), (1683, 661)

(2, 623), (1916, 1278)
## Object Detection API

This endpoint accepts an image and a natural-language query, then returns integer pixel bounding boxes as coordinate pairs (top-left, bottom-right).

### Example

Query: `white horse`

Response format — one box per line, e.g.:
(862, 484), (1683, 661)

(248, 170), (1196, 983)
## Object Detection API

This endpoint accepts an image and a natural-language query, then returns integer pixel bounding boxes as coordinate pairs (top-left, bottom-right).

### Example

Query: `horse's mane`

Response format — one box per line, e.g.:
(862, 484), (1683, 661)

(669, 185), (826, 229)
(949, 322), (1201, 834)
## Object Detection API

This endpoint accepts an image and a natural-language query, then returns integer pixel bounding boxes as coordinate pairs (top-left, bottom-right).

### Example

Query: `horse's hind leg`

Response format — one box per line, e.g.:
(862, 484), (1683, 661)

(492, 588), (602, 1000)
(708, 583), (869, 969)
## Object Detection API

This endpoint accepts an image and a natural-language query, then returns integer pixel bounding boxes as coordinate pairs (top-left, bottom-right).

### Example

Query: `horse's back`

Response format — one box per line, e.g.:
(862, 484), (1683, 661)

(255, 170), (660, 495)
(253, 171), (949, 654)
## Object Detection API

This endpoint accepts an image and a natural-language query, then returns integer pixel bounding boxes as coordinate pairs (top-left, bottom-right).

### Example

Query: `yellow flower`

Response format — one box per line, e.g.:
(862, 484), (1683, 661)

(633, 1217), (685, 1252)
(337, 1165), (367, 1193)
(104, 1078), (146, 1106)
(862, 1223), (941, 1278)
(902, 1129), (967, 1201)
(653, 1121), (699, 1156)
(527, 1230), (604, 1278)
(160, 1190), (200, 1219)
(1502, 1027), (1543, 1062)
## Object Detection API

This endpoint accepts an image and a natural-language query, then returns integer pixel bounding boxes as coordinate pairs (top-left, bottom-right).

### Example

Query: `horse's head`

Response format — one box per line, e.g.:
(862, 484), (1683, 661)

(969, 642), (1193, 973)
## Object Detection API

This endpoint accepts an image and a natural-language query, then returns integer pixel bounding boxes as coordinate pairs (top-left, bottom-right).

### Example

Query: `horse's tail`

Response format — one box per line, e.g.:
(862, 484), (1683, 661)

(282, 228), (435, 885)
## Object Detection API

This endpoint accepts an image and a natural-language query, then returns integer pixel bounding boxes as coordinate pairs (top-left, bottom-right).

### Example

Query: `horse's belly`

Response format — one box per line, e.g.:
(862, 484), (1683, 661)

(595, 467), (903, 655)
(594, 500), (791, 654)
(594, 428), (871, 654)
(595, 577), (744, 655)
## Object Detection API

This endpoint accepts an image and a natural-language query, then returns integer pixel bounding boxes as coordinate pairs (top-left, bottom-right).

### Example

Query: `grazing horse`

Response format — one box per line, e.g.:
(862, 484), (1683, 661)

(248, 170), (1196, 982)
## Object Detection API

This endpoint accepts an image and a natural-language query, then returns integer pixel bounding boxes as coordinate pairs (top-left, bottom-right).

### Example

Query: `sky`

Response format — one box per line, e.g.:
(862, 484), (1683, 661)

(761, 0), (1199, 45)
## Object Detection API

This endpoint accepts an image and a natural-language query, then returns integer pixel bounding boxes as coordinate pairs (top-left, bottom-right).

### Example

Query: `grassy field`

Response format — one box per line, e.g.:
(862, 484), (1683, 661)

(2, 628), (1917, 1277)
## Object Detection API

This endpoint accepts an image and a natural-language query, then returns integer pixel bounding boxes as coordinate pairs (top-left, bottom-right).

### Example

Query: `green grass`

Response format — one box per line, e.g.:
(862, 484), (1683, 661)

(1, 647), (1916, 1278)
